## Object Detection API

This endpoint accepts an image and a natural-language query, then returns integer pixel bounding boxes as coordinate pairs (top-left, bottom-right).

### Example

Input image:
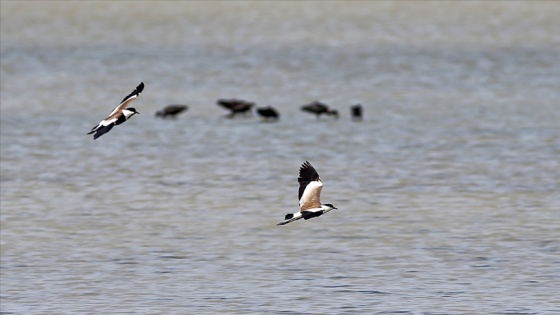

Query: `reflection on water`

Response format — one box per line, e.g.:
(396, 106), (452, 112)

(1, 2), (559, 314)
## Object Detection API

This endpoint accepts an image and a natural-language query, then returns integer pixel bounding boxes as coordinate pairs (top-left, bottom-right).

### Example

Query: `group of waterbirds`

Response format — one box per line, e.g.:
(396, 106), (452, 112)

(217, 98), (363, 121)
(87, 82), (339, 225)
(153, 97), (363, 121)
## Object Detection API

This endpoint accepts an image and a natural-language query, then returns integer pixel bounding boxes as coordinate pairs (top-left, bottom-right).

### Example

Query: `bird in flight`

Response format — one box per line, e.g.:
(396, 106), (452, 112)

(277, 161), (338, 226)
(87, 82), (144, 140)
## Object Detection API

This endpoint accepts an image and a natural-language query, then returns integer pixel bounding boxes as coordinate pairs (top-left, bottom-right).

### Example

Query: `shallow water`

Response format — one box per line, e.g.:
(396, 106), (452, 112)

(1, 2), (559, 314)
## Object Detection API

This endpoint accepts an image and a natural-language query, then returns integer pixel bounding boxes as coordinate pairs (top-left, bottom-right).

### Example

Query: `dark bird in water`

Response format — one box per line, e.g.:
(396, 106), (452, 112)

(256, 106), (280, 121)
(87, 82), (144, 140)
(277, 161), (338, 226)
(350, 104), (363, 121)
(155, 104), (188, 119)
(217, 98), (254, 118)
(301, 101), (339, 119)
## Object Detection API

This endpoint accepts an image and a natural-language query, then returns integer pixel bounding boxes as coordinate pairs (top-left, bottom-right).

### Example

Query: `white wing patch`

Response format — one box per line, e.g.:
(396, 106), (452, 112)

(108, 94), (139, 117)
(100, 116), (119, 127)
(299, 180), (323, 211)
(107, 105), (121, 117)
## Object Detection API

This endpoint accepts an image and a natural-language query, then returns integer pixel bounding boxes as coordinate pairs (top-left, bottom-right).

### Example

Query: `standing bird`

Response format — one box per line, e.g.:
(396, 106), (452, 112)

(155, 104), (188, 119)
(87, 82), (144, 140)
(350, 104), (363, 121)
(256, 106), (280, 121)
(217, 98), (254, 118)
(301, 101), (339, 119)
(277, 161), (338, 226)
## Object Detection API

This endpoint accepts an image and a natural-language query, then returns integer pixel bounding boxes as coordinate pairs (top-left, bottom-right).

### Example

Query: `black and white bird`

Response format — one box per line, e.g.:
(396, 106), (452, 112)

(87, 82), (144, 140)
(301, 101), (339, 119)
(155, 104), (188, 119)
(277, 161), (338, 226)
(256, 106), (280, 121)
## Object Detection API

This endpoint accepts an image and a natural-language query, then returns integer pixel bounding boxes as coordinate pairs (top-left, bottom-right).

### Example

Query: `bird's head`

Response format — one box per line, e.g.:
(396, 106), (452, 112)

(322, 203), (338, 211)
(122, 107), (139, 119)
(126, 107), (140, 115)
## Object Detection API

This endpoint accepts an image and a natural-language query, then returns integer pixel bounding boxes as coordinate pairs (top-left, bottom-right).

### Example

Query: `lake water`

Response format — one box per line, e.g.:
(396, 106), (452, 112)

(1, 2), (559, 314)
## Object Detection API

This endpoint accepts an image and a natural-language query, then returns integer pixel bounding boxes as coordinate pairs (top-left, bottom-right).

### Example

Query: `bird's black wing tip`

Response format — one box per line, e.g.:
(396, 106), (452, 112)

(300, 160), (315, 173)
(298, 161), (319, 183)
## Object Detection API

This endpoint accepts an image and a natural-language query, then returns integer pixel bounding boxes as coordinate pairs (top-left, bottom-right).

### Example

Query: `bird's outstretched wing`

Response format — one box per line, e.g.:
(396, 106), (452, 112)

(107, 82), (144, 117)
(298, 161), (323, 210)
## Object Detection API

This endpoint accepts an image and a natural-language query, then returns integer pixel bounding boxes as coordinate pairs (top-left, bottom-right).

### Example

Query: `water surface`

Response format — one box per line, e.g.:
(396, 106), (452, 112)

(1, 2), (559, 314)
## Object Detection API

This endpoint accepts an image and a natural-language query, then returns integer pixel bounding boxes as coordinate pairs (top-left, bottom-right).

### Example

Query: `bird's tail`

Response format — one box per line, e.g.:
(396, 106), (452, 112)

(87, 124), (99, 135)
(277, 212), (302, 226)
(91, 124), (114, 140)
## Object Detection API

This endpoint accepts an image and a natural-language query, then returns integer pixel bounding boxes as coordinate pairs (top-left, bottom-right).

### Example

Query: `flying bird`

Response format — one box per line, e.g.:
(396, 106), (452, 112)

(256, 106), (280, 121)
(155, 104), (188, 119)
(277, 161), (338, 226)
(87, 82), (144, 140)
(301, 101), (339, 119)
